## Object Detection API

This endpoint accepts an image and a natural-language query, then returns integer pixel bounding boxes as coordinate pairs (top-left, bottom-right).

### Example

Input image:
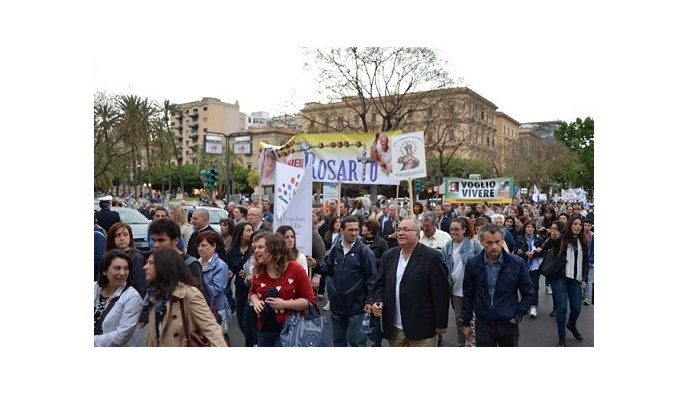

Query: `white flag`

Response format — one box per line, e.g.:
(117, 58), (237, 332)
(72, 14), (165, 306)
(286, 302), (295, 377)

(273, 163), (313, 257)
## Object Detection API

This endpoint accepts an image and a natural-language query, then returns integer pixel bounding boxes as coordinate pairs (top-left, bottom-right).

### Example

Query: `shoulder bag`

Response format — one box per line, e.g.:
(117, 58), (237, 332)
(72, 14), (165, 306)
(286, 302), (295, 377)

(539, 246), (566, 278)
(280, 302), (332, 347)
(179, 298), (211, 347)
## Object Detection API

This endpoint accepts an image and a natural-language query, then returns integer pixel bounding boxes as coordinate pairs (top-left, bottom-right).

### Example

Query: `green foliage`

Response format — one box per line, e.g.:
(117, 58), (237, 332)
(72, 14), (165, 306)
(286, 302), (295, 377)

(554, 117), (594, 195)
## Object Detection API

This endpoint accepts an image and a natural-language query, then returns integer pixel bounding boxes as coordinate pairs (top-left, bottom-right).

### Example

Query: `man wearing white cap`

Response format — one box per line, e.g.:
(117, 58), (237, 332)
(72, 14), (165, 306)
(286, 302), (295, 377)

(95, 195), (121, 234)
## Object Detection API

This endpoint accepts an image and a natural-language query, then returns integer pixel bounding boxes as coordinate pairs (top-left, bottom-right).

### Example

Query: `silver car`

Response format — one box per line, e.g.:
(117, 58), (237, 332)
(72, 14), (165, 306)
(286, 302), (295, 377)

(94, 201), (151, 251)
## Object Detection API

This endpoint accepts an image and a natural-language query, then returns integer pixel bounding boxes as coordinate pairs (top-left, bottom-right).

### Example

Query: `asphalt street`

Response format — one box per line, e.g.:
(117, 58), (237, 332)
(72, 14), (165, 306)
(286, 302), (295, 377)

(222, 276), (594, 347)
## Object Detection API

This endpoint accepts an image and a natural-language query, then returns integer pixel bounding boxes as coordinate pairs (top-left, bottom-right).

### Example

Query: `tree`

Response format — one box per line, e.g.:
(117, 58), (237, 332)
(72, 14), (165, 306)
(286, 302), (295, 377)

(554, 117), (594, 195)
(502, 137), (578, 193)
(160, 100), (186, 193)
(94, 91), (127, 189)
(303, 47), (459, 202)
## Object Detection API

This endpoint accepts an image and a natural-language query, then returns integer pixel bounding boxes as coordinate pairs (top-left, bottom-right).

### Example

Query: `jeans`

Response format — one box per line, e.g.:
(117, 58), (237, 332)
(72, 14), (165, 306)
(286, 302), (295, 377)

(235, 291), (252, 345)
(331, 312), (367, 347)
(584, 267), (594, 303)
(552, 275), (583, 336)
(242, 302), (258, 347)
(475, 318), (519, 347)
(545, 276), (556, 312)
(256, 329), (282, 347)
(529, 269), (540, 307)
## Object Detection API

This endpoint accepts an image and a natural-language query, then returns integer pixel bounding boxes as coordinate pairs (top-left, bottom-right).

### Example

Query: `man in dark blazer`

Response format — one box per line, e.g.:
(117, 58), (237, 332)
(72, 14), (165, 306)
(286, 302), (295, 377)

(433, 203), (452, 234)
(186, 208), (226, 261)
(378, 202), (399, 249)
(372, 218), (450, 346)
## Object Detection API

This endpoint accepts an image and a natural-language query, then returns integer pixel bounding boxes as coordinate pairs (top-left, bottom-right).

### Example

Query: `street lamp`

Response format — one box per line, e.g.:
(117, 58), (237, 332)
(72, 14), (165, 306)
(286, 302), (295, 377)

(206, 131), (235, 204)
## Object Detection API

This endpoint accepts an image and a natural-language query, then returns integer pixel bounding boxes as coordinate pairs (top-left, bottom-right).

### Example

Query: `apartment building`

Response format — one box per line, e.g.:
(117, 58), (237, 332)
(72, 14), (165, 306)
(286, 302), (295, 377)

(298, 87), (516, 161)
(495, 111), (521, 163)
(168, 97), (244, 165)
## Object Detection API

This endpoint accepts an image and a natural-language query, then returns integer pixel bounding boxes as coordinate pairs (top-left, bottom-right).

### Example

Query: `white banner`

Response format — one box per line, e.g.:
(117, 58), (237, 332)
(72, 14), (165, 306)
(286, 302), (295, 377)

(273, 163), (313, 257)
(560, 188), (587, 204)
(322, 182), (339, 204)
(390, 131), (427, 180)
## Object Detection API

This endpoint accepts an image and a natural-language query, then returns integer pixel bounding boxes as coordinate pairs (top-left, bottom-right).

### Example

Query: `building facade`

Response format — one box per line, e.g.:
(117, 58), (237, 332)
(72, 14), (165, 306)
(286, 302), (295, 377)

(168, 97), (244, 165)
(298, 87), (517, 162)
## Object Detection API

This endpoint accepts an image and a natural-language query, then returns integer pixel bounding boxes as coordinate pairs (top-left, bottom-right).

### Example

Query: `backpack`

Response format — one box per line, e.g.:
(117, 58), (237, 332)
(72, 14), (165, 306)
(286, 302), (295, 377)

(184, 256), (213, 308)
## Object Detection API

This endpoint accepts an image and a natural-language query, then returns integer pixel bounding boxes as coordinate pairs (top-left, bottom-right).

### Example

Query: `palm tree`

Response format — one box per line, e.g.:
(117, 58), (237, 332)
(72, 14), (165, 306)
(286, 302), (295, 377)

(117, 95), (156, 198)
(161, 99), (186, 193)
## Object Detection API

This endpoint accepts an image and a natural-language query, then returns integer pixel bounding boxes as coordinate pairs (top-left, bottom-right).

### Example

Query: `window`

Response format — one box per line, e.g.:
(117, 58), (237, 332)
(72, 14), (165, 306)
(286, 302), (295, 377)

(448, 128), (455, 141)
(486, 137), (490, 146)
(427, 108), (433, 119)
(371, 113), (378, 125)
(193, 108), (198, 112)
(203, 128), (208, 133)
(448, 103), (454, 114)
(337, 116), (344, 130)
(324, 117), (330, 127)
(354, 114), (360, 125)
(492, 139), (495, 148)
(480, 111), (484, 120)
(203, 117), (208, 122)
(203, 107), (207, 111)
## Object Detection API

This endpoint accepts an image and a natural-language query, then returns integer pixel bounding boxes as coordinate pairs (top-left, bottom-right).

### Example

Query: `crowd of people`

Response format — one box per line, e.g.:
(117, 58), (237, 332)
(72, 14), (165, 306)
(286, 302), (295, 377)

(94, 194), (594, 347)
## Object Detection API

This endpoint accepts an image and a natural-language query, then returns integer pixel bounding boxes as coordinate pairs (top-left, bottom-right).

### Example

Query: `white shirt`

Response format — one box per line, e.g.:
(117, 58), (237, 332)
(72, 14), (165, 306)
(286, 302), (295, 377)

(450, 242), (464, 297)
(419, 229), (452, 250)
(393, 251), (409, 330)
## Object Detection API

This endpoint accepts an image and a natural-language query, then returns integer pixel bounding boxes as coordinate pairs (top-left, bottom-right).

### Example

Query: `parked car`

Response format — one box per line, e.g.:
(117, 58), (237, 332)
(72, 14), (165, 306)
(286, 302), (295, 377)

(94, 201), (151, 251)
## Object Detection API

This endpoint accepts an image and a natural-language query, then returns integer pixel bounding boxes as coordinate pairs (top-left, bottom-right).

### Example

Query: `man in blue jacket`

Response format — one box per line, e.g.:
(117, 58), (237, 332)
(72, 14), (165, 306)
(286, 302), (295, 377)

(462, 224), (535, 347)
(314, 215), (377, 347)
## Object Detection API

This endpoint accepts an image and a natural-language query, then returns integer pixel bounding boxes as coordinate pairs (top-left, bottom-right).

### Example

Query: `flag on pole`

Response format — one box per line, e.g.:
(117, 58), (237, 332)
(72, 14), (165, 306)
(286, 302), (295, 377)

(273, 163), (313, 257)
(532, 185), (540, 203)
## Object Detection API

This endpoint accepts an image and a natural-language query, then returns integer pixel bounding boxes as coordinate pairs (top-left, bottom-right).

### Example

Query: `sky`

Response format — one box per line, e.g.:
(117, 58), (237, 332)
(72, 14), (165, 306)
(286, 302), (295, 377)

(94, 45), (593, 125)
(93, 3), (600, 124)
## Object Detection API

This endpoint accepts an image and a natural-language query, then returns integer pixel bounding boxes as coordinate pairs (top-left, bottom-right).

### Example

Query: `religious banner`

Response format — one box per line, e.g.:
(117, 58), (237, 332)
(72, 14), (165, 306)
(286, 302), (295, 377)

(273, 163), (313, 256)
(390, 131), (427, 180)
(444, 176), (514, 204)
(259, 131), (402, 186)
(560, 188), (587, 204)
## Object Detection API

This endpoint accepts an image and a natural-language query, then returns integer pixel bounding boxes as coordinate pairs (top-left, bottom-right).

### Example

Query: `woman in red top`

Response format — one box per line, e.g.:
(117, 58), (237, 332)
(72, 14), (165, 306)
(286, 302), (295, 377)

(249, 232), (316, 347)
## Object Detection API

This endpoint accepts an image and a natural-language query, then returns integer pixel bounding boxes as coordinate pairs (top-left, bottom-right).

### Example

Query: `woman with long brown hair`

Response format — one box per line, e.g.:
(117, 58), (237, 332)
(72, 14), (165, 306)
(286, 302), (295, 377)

(249, 232), (316, 347)
(106, 222), (147, 297)
(144, 248), (226, 346)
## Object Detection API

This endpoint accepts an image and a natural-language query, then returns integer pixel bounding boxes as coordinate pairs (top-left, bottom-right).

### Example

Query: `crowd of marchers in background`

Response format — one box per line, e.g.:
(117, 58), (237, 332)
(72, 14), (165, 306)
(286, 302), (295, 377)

(94, 193), (593, 348)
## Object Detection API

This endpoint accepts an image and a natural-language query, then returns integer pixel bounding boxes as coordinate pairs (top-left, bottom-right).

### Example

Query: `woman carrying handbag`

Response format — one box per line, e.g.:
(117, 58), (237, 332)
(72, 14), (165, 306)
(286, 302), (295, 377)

(144, 248), (227, 347)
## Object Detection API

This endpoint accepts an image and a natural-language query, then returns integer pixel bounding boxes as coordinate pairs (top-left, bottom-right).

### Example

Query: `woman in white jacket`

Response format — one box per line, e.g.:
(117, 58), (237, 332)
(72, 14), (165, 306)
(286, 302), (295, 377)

(94, 250), (143, 347)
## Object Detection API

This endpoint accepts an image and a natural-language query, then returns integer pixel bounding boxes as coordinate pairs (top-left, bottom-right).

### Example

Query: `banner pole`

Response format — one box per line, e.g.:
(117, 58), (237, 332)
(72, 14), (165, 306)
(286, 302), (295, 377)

(408, 177), (414, 215)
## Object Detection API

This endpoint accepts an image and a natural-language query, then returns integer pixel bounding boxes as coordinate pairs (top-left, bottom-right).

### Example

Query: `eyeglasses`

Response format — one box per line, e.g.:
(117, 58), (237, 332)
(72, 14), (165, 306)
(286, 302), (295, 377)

(396, 227), (418, 233)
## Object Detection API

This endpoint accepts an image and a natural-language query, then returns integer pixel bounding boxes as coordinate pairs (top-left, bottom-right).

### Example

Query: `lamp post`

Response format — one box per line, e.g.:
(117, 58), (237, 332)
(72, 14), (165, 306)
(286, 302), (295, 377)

(207, 131), (235, 204)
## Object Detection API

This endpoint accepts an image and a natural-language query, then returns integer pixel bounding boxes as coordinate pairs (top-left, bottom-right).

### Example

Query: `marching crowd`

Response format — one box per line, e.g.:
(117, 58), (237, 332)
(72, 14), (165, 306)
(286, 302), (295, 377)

(94, 195), (594, 347)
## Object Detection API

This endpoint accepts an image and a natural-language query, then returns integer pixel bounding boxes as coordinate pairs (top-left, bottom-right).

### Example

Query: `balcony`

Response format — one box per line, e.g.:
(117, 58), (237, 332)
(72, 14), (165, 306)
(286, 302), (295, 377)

(176, 114), (183, 121)
(175, 134), (183, 140)
(175, 125), (183, 131)
(190, 143), (199, 151)
(187, 121), (199, 129)
(189, 132), (199, 140)
(190, 111), (199, 119)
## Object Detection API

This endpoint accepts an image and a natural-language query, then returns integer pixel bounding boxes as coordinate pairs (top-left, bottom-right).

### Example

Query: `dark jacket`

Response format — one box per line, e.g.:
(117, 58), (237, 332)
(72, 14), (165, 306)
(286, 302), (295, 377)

(227, 245), (252, 295)
(515, 233), (545, 261)
(362, 234), (389, 270)
(438, 216), (452, 234)
(95, 208), (121, 234)
(374, 243), (450, 340)
(187, 226), (227, 261)
(378, 214), (398, 248)
(461, 250), (534, 325)
(317, 238), (377, 316)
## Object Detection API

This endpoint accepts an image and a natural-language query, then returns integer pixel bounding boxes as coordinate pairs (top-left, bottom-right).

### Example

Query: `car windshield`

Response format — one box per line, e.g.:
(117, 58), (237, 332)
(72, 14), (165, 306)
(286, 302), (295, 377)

(204, 209), (228, 224)
(115, 208), (150, 224)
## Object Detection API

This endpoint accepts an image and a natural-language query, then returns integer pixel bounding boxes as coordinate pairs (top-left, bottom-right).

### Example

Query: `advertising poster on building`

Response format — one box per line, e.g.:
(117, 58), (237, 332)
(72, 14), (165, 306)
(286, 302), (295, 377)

(259, 131), (402, 186)
(390, 131), (427, 180)
(273, 163), (313, 257)
(444, 176), (514, 204)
